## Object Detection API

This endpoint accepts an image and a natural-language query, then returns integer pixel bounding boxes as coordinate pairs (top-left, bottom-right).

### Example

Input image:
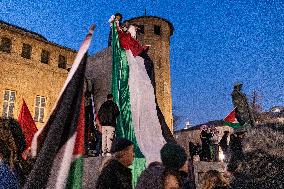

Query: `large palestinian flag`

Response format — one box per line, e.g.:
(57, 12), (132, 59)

(111, 23), (175, 185)
(24, 25), (95, 189)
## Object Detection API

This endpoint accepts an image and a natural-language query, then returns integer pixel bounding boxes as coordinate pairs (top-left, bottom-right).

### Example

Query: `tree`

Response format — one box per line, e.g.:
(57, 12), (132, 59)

(250, 90), (262, 122)
(172, 106), (182, 131)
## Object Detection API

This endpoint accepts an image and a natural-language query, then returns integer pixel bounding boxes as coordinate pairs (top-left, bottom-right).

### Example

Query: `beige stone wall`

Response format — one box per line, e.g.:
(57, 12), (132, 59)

(193, 161), (227, 189)
(0, 23), (76, 128)
(86, 47), (112, 111)
(129, 17), (174, 131)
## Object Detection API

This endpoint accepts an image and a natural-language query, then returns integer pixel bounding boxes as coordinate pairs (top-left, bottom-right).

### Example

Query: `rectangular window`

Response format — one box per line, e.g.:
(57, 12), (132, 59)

(138, 25), (144, 34)
(41, 50), (50, 64)
(34, 96), (46, 122)
(154, 25), (161, 35)
(0, 37), (12, 53)
(2, 90), (16, 118)
(21, 43), (32, 59)
(58, 55), (67, 69)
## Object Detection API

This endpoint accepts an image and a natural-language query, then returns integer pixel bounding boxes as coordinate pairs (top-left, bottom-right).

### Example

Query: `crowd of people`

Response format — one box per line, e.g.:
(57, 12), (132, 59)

(2, 120), (283, 188)
(94, 138), (232, 189)
(188, 126), (222, 162)
(0, 94), (283, 189)
(94, 124), (284, 189)
(188, 125), (245, 164)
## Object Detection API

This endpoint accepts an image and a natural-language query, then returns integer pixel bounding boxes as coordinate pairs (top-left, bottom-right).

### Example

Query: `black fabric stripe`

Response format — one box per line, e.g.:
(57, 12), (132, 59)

(140, 52), (176, 144)
(24, 54), (88, 189)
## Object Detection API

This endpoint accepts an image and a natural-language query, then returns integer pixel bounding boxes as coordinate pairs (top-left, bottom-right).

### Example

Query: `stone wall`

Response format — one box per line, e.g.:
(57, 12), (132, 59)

(0, 21), (76, 128)
(129, 16), (174, 131)
(86, 47), (112, 111)
(193, 161), (227, 189)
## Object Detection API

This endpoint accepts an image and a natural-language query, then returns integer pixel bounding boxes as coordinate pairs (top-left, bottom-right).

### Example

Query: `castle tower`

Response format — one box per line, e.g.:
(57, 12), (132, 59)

(128, 16), (174, 131)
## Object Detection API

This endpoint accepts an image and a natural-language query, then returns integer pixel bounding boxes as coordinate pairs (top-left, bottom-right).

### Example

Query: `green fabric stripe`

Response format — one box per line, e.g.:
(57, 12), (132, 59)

(66, 156), (83, 189)
(224, 122), (242, 129)
(130, 158), (146, 186)
(111, 23), (146, 186)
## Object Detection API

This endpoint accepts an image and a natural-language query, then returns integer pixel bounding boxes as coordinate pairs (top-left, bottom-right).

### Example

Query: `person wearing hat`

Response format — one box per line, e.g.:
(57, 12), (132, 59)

(95, 138), (134, 189)
(161, 143), (195, 189)
(136, 143), (195, 189)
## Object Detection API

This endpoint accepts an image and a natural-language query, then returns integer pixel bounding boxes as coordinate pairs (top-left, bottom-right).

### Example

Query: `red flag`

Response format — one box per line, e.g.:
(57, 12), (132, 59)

(18, 99), (38, 159)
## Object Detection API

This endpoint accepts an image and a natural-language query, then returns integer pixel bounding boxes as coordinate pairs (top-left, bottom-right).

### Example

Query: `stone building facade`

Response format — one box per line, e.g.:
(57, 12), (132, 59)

(129, 16), (174, 131)
(0, 21), (77, 128)
(0, 16), (174, 131)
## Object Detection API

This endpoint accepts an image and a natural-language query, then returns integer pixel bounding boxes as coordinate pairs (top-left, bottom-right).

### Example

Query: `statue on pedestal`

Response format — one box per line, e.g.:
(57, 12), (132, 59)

(231, 83), (255, 127)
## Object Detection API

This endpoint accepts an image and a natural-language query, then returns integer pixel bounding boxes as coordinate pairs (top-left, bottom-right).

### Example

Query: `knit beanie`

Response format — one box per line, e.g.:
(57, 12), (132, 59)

(110, 138), (133, 153)
(160, 143), (187, 171)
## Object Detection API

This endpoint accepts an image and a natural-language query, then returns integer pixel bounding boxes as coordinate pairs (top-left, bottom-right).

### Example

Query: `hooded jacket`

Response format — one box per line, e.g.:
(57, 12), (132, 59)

(98, 100), (120, 127)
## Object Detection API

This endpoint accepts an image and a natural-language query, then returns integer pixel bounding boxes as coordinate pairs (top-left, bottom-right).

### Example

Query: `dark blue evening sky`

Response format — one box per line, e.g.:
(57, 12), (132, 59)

(1, 0), (283, 128)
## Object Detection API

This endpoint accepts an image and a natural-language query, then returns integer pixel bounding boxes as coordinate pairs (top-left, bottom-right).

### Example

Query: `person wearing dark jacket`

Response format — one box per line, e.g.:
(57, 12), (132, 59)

(98, 94), (120, 156)
(96, 138), (134, 189)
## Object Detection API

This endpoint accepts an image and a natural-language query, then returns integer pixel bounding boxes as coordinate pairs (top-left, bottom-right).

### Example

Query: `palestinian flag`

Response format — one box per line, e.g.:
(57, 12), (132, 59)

(224, 107), (242, 129)
(18, 99), (38, 160)
(24, 25), (95, 189)
(111, 22), (174, 185)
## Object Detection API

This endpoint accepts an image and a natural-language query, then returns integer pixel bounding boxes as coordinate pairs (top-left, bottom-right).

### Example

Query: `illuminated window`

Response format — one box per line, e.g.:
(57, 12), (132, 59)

(2, 90), (16, 118)
(34, 96), (46, 122)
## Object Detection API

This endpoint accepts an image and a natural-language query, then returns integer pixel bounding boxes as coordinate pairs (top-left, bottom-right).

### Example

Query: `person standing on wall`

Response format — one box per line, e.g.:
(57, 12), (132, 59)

(108, 13), (123, 47)
(98, 94), (120, 156)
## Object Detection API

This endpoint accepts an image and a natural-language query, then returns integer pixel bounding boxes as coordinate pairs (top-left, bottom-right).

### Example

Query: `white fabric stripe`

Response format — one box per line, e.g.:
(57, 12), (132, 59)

(46, 132), (77, 189)
(31, 126), (44, 158)
(126, 50), (166, 165)
(31, 25), (95, 157)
